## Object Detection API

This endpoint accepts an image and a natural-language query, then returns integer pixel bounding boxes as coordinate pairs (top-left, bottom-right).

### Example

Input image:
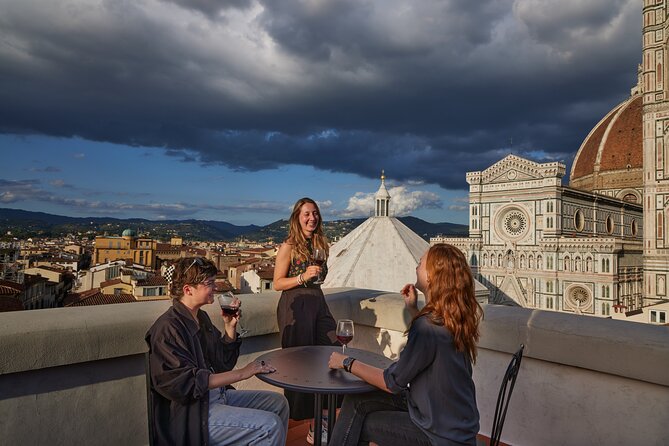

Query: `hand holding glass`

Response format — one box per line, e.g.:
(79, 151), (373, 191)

(216, 291), (248, 337)
(311, 248), (326, 284)
(336, 319), (354, 354)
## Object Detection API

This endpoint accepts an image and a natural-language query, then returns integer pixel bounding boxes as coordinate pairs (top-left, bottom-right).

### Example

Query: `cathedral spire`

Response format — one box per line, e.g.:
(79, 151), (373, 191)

(375, 170), (391, 217)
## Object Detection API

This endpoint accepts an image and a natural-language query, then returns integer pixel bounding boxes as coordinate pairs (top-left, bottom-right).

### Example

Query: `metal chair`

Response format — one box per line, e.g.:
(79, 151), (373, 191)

(489, 344), (524, 446)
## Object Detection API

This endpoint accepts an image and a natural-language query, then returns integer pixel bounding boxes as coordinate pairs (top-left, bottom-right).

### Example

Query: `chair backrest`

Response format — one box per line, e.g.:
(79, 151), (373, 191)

(489, 344), (524, 446)
(145, 351), (155, 446)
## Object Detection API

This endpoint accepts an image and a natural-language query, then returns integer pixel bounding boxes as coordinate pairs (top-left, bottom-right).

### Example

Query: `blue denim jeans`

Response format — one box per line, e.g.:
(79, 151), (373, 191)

(328, 390), (431, 446)
(208, 388), (289, 446)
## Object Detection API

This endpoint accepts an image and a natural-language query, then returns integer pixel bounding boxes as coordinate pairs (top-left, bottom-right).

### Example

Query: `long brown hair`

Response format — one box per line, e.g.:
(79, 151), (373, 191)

(287, 197), (329, 262)
(413, 243), (482, 362)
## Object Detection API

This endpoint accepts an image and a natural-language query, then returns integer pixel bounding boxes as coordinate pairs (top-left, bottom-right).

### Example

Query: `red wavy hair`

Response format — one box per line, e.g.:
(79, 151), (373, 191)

(413, 243), (482, 362)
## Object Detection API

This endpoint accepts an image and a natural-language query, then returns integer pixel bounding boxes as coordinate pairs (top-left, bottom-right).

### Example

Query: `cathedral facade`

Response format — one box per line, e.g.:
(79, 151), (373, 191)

(433, 0), (669, 315)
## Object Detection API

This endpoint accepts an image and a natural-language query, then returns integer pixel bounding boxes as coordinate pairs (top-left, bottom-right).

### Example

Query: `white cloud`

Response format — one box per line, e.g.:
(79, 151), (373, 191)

(338, 185), (442, 218)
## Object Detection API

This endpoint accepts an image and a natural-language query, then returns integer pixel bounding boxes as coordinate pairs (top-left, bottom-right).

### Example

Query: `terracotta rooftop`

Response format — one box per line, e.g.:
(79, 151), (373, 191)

(65, 291), (136, 307)
(257, 268), (275, 280)
(135, 276), (168, 287)
(100, 278), (123, 288)
(570, 94), (642, 189)
(214, 280), (234, 292)
(0, 280), (23, 293)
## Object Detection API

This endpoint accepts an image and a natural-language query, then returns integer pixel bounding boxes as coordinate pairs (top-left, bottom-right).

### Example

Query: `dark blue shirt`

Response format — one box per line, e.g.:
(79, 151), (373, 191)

(383, 315), (479, 446)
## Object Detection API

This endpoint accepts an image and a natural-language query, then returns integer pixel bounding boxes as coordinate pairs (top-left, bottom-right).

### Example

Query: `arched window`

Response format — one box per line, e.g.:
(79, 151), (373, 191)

(622, 193), (638, 204)
(520, 254), (526, 269)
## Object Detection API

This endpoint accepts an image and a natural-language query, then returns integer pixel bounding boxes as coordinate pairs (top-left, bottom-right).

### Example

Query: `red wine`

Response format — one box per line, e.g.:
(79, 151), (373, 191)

(337, 335), (353, 345)
(312, 258), (326, 266)
(222, 306), (239, 317)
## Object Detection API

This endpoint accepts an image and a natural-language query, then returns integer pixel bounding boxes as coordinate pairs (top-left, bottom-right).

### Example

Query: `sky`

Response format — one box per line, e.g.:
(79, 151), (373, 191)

(0, 0), (642, 226)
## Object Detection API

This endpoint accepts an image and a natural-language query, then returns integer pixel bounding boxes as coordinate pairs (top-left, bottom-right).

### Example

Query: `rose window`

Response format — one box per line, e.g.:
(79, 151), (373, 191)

(504, 212), (526, 235)
(566, 286), (592, 311)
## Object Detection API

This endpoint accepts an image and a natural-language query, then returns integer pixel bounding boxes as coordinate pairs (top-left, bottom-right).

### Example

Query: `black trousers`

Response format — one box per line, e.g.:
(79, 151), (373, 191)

(328, 390), (431, 446)
(277, 286), (338, 420)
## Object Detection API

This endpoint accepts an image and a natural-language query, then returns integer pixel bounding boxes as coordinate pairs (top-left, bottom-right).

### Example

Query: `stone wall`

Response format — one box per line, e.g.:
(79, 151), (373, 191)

(0, 288), (667, 445)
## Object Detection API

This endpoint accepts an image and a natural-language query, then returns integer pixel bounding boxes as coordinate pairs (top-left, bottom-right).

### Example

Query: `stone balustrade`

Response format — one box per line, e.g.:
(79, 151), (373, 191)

(0, 287), (667, 445)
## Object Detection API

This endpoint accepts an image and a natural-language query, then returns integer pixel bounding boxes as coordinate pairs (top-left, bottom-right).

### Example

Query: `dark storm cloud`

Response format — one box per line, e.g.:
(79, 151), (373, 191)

(162, 0), (254, 17)
(0, 0), (640, 189)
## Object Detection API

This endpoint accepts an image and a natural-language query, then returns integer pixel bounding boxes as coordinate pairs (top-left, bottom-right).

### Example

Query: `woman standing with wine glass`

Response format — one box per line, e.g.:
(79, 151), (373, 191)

(327, 244), (482, 446)
(274, 197), (338, 441)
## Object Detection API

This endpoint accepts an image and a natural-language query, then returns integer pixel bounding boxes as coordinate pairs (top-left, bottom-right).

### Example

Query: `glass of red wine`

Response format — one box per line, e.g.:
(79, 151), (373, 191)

(216, 291), (248, 337)
(336, 319), (354, 354)
(311, 248), (326, 284)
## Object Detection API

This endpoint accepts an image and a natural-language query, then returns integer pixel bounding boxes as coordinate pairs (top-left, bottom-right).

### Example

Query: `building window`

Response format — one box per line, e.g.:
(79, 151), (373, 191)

(574, 209), (585, 232)
(602, 303), (610, 316)
(546, 296), (554, 309)
(650, 310), (667, 324)
(622, 193), (638, 204)
(547, 256), (553, 270)
(606, 216), (614, 234)
(601, 258), (610, 273)
(631, 219), (638, 236)
(143, 288), (157, 297)
(546, 281), (553, 293)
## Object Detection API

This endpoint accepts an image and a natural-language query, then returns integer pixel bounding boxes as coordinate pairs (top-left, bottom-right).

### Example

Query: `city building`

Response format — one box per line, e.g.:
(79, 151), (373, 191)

(240, 267), (275, 294)
(0, 242), (21, 282)
(93, 229), (157, 268)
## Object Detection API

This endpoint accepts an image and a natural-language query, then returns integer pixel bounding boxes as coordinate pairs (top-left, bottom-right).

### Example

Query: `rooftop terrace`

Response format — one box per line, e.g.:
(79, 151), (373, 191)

(1, 288), (667, 445)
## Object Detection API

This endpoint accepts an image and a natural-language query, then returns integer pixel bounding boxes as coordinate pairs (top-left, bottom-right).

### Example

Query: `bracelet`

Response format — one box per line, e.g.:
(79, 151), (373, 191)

(297, 274), (304, 285)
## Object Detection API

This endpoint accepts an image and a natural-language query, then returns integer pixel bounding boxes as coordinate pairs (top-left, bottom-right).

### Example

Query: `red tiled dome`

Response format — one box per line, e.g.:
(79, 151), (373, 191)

(570, 94), (642, 195)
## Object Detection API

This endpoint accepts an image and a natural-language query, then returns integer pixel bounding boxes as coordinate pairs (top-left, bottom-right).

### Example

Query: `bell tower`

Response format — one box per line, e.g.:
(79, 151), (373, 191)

(642, 0), (669, 303)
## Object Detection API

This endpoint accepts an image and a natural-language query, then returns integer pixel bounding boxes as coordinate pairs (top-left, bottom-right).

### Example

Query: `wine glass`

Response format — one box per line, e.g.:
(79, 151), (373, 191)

(216, 291), (248, 337)
(311, 248), (326, 284)
(336, 319), (354, 354)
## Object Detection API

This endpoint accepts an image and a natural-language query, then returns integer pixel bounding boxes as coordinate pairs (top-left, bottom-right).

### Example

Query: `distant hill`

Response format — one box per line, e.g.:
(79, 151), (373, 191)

(0, 208), (468, 241)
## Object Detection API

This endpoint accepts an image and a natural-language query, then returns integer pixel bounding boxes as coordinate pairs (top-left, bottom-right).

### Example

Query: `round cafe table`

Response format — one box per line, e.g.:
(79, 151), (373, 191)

(255, 345), (393, 446)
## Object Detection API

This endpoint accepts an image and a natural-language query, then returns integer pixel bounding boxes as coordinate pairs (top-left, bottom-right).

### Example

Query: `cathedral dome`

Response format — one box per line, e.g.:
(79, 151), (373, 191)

(569, 94), (642, 203)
